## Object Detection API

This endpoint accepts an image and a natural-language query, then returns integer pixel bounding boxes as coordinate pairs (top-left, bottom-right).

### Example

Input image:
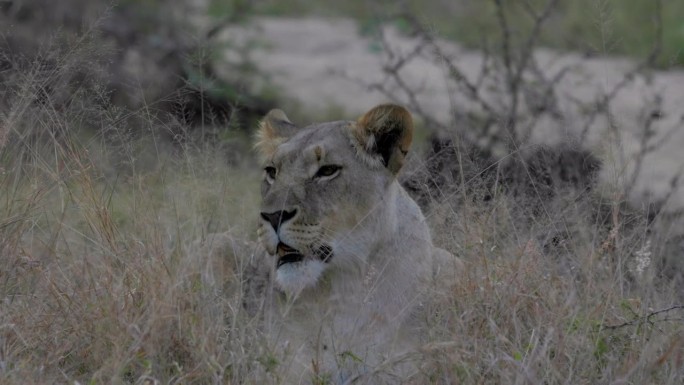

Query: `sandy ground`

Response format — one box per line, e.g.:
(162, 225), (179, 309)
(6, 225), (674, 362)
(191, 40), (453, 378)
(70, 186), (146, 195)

(216, 17), (684, 209)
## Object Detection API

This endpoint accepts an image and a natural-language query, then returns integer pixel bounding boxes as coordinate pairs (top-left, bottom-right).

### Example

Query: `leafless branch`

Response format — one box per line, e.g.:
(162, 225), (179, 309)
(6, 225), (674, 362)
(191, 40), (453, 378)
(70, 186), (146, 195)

(578, 0), (663, 142)
(603, 305), (684, 330)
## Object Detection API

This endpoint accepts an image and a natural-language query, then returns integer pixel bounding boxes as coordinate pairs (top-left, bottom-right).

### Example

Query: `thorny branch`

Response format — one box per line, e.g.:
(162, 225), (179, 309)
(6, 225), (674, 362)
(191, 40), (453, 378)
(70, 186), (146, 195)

(505, 0), (561, 142)
(603, 305), (684, 330)
(359, 0), (678, 185)
(363, 0), (587, 152)
(338, 0), (681, 225)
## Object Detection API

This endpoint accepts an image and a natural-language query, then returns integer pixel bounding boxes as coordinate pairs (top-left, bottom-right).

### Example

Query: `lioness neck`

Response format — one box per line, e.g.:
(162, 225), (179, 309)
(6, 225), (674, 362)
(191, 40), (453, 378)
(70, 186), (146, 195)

(328, 180), (433, 314)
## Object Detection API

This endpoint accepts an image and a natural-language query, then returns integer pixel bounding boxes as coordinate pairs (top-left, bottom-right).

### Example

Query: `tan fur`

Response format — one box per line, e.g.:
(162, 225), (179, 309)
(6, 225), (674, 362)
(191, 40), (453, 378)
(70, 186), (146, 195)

(354, 104), (413, 174)
(254, 109), (296, 161)
(248, 104), (460, 383)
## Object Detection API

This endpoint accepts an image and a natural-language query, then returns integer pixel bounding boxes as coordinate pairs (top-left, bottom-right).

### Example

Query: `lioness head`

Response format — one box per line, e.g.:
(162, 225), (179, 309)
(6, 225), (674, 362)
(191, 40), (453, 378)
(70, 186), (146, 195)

(254, 104), (414, 294)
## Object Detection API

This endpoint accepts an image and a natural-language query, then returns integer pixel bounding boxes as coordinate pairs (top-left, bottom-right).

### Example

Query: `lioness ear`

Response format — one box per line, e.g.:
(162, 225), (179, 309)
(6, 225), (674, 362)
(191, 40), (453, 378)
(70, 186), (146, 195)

(353, 104), (413, 174)
(254, 109), (298, 160)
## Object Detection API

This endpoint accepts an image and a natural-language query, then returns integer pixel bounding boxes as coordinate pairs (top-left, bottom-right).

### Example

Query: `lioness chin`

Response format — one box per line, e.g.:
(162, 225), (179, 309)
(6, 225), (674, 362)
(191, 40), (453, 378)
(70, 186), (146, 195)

(242, 104), (458, 383)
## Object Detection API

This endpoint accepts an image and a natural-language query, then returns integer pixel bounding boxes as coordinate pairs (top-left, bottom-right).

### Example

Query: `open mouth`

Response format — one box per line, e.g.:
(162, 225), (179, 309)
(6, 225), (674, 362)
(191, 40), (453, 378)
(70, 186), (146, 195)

(276, 243), (304, 268)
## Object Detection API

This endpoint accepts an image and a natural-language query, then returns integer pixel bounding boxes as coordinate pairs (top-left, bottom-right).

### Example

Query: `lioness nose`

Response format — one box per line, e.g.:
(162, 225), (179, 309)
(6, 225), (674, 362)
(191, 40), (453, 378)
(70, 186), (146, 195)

(260, 209), (297, 232)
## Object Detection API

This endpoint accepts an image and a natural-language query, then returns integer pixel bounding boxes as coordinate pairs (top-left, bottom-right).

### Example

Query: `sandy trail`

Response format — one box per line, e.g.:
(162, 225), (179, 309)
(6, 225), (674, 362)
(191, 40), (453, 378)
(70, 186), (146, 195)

(217, 17), (684, 209)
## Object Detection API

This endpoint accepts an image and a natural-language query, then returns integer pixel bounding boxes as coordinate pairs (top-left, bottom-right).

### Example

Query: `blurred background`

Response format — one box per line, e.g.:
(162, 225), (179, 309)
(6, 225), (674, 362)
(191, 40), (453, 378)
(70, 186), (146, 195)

(2, 0), (681, 140)
(2, 0), (682, 200)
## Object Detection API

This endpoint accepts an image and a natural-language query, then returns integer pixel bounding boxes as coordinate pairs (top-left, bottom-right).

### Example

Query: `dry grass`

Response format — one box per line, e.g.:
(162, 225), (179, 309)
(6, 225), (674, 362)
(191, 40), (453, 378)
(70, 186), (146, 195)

(0, 133), (264, 383)
(2, 83), (683, 385)
(416, 191), (683, 384)
(0, 36), (263, 382)
(1, 8), (683, 385)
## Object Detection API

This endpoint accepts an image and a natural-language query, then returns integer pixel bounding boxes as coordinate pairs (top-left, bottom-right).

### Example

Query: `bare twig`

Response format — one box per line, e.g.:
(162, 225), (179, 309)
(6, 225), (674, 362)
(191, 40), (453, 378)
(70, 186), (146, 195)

(399, 13), (497, 114)
(578, 0), (663, 142)
(603, 305), (684, 330)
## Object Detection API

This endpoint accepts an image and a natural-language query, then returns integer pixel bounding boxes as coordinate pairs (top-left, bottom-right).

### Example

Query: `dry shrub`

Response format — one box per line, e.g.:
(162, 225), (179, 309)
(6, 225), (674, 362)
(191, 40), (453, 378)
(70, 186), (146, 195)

(0, 110), (263, 383)
(0, 132), (269, 384)
(402, 150), (683, 383)
(0, 9), (264, 382)
(417, 237), (683, 384)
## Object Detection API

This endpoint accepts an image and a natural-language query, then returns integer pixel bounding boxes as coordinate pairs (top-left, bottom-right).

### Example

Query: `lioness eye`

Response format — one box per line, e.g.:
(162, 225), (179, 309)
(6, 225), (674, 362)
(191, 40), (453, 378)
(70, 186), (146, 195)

(315, 165), (341, 178)
(264, 166), (277, 183)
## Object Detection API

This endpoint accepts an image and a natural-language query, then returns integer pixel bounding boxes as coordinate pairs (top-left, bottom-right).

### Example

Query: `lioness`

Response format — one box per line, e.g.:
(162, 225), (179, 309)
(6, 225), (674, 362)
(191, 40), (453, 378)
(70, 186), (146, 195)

(241, 104), (458, 383)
